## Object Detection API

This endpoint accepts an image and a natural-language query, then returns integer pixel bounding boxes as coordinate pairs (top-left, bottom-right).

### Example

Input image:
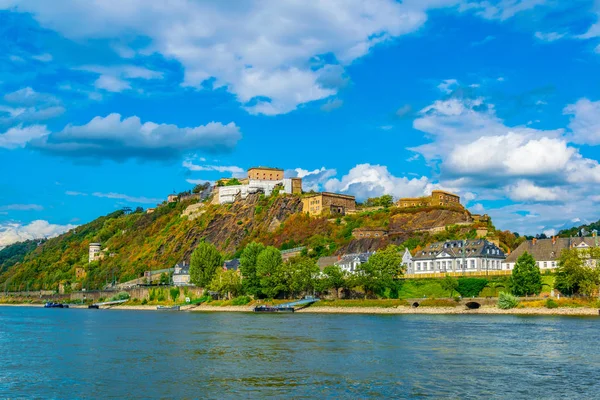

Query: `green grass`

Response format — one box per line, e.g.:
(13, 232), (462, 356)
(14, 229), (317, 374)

(318, 299), (409, 308)
(397, 279), (448, 299)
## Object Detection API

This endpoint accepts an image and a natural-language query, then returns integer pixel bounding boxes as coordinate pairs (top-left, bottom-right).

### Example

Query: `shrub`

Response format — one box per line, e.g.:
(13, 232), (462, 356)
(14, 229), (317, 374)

(545, 299), (558, 309)
(111, 291), (130, 301)
(419, 298), (457, 307)
(231, 296), (251, 305)
(457, 278), (488, 297)
(170, 287), (180, 302)
(497, 292), (520, 309)
(141, 298), (148, 305)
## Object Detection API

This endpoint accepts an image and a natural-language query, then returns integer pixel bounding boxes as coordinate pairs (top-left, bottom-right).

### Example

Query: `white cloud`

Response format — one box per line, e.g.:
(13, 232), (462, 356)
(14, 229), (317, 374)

(0, 204), (43, 211)
(543, 228), (557, 237)
(534, 31), (566, 42)
(65, 191), (88, 196)
(182, 161), (245, 177)
(564, 98), (600, 145)
(91, 192), (162, 204)
(437, 79), (458, 94)
(0, 125), (50, 149)
(288, 167), (337, 191)
(462, 0), (548, 21)
(470, 203), (485, 213)
(505, 180), (565, 202)
(77, 65), (164, 93)
(321, 99), (343, 112)
(0, 220), (77, 249)
(324, 163), (433, 200)
(30, 113), (241, 161)
(32, 53), (53, 62)
(0, 87), (65, 125)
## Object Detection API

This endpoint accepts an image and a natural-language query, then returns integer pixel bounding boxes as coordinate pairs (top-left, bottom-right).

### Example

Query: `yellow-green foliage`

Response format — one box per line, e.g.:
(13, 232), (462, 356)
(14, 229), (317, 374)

(418, 298), (458, 307)
(318, 299), (409, 308)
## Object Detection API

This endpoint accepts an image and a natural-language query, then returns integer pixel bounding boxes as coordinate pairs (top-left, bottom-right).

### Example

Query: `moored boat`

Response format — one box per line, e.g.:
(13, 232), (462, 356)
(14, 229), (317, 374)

(44, 302), (68, 308)
(157, 305), (180, 311)
(253, 305), (295, 313)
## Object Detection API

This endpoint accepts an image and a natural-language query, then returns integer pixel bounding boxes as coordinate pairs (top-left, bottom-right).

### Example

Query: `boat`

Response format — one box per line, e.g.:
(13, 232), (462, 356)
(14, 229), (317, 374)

(157, 305), (180, 311)
(88, 304), (99, 309)
(253, 305), (295, 313)
(44, 302), (68, 308)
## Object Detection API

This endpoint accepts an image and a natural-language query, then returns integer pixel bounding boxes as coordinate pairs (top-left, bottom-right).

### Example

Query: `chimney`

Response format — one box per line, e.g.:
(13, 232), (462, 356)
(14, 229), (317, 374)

(338, 255), (341, 261)
(532, 238), (537, 246)
(552, 236), (556, 245)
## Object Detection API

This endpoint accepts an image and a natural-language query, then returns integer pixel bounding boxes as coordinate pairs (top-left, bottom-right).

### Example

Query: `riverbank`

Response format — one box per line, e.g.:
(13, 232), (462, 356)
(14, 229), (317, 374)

(2, 303), (598, 315)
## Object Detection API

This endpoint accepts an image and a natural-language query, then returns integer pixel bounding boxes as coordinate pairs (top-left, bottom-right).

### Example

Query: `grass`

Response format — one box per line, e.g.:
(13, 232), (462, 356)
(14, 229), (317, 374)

(520, 298), (600, 308)
(317, 299), (409, 308)
(418, 299), (458, 307)
(397, 279), (448, 299)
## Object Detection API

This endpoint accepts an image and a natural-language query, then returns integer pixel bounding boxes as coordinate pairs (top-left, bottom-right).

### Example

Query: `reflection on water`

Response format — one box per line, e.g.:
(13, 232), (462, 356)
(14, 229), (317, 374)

(0, 308), (599, 398)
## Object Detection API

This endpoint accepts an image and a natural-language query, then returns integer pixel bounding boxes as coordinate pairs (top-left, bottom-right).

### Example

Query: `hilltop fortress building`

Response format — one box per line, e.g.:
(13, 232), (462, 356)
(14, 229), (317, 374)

(397, 190), (462, 209)
(216, 167), (302, 204)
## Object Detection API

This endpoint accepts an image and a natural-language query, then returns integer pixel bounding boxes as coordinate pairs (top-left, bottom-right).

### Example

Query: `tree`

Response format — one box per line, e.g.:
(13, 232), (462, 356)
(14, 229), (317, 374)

(364, 194), (394, 208)
(192, 182), (210, 194)
(285, 257), (320, 298)
(256, 246), (284, 298)
(357, 245), (404, 298)
(239, 242), (265, 296)
(555, 248), (600, 296)
(160, 272), (169, 285)
(321, 265), (348, 298)
(511, 252), (542, 296)
(189, 242), (223, 288)
(209, 268), (242, 299)
(441, 275), (458, 297)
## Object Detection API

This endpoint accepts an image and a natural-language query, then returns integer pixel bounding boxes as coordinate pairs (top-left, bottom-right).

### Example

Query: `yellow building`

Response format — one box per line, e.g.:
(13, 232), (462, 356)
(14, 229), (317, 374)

(302, 192), (356, 216)
(247, 166), (284, 181)
(397, 190), (461, 208)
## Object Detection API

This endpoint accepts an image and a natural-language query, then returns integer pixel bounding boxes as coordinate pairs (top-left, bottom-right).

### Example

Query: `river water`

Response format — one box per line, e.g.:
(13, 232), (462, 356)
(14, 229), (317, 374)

(0, 307), (598, 399)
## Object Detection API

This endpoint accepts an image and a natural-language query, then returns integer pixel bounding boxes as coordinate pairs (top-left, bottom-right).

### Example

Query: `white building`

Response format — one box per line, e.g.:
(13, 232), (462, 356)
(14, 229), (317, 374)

(89, 243), (101, 263)
(334, 252), (374, 274)
(502, 236), (599, 271)
(405, 239), (505, 275)
(217, 179), (296, 204)
(173, 262), (191, 286)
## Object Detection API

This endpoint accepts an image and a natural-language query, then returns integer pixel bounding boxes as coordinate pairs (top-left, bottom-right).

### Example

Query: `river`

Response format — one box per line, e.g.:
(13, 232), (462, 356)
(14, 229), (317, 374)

(0, 307), (598, 399)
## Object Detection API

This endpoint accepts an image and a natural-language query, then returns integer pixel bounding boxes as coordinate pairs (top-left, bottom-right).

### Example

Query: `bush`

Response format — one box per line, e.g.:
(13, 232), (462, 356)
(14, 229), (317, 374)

(457, 278), (488, 297)
(497, 292), (520, 309)
(419, 299), (457, 307)
(170, 287), (180, 302)
(231, 296), (251, 305)
(545, 298), (558, 309)
(111, 291), (130, 301)
(141, 298), (148, 305)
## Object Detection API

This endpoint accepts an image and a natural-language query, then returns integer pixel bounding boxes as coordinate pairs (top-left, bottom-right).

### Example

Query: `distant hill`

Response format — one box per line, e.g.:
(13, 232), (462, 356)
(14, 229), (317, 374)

(0, 193), (494, 292)
(558, 219), (600, 238)
(0, 240), (42, 274)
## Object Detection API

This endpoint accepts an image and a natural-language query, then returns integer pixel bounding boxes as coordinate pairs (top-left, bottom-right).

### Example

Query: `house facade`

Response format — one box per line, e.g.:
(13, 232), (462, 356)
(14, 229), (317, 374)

(173, 262), (191, 286)
(397, 190), (462, 209)
(404, 239), (505, 274)
(216, 167), (302, 204)
(334, 252), (374, 273)
(302, 192), (356, 216)
(352, 227), (388, 239)
(502, 236), (600, 271)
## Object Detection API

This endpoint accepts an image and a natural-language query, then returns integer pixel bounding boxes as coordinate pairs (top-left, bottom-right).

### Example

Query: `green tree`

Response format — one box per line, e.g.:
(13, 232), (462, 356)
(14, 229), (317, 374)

(189, 242), (223, 288)
(192, 182), (210, 194)
(321, 265), (348, 298)
(285, 257), (320, 297)
(357, 245), (404, 298)
(239, 242), (265, 296)
(511, 252), (542, 296)
(441, 275), (458, 297)
(256, 246), (284, 298)
(555, 248), (600, 296)
(160, 272), (169, 285)
(209, 268), (242, 299)
(170, 287), (180, 302)
(364, 194), (394, 208)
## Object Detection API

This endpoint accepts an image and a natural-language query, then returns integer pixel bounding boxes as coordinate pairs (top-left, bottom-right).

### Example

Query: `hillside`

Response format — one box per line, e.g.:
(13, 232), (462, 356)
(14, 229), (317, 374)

(0, 193), (492, 292)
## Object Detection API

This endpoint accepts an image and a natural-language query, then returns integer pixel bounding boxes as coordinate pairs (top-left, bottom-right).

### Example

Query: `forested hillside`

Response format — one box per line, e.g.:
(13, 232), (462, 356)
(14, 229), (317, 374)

(0, 192), (499, 292)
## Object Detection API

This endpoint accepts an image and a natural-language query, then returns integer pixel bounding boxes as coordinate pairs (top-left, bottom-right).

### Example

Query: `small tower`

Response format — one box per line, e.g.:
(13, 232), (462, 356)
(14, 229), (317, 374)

(89, 243), (101, 263)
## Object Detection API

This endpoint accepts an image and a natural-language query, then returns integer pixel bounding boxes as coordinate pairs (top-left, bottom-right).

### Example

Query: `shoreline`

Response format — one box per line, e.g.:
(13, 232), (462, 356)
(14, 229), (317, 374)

(2, 303), (598, 316)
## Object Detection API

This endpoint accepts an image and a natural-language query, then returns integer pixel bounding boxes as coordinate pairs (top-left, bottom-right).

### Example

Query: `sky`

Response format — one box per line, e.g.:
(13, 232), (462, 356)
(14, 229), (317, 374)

(2, 0), (600, 248)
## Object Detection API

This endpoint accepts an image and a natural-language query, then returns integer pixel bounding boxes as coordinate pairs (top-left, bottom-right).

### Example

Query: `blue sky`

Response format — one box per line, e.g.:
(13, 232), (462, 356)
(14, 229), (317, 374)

(2, 0), (600, 247)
